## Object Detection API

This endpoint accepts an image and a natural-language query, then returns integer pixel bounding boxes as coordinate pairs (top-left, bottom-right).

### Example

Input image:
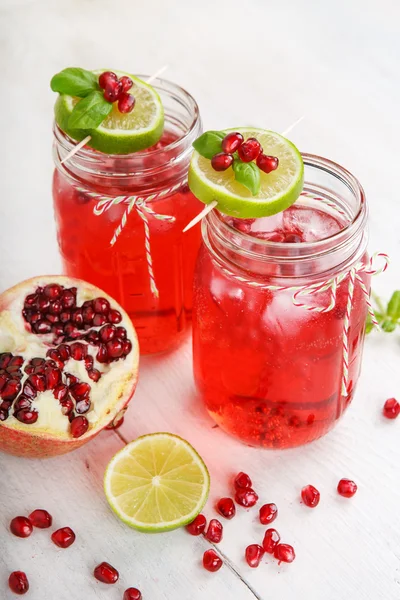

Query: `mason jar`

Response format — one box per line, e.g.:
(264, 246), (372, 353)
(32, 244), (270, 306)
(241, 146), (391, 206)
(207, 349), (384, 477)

(193, 154), (372, 448)
(53, 77), (202, 355)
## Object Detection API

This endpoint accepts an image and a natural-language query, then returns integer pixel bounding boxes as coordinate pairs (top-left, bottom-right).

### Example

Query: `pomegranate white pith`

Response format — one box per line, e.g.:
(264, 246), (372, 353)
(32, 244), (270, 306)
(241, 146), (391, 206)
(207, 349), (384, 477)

(0, 276), (139, 458)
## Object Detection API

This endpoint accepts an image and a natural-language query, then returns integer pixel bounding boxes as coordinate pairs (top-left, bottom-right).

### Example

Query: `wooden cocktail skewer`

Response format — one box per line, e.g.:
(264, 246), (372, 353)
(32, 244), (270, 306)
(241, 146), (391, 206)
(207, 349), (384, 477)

(182, 115), (306, 233)
(60, 65), (169, 165)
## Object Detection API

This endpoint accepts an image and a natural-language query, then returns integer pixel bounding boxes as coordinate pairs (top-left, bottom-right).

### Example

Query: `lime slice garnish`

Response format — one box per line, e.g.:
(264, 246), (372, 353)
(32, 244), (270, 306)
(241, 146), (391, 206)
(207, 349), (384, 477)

(188, 128), (304, 218)
(54, 70), (164, 154)
(104, 433), (210, 532)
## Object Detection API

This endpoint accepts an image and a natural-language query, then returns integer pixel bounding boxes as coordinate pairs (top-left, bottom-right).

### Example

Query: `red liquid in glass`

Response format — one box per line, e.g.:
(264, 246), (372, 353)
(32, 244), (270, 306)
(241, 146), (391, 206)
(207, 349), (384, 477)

(53, 132), (202, 354)
(193, 205), (369, 448)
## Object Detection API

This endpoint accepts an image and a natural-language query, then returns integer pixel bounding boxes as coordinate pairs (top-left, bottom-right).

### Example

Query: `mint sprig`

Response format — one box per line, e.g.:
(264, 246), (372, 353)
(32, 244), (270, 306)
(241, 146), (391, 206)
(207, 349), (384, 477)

(50, 67), (99, 98)
(366, 291), (400, 334)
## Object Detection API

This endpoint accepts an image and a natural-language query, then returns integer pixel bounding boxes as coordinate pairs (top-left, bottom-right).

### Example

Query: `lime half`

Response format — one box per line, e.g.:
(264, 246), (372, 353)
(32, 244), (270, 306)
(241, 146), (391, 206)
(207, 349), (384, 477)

(188, 128), (304, 218)
(104, 433), (210, 532)
(54, 70), (164, 154)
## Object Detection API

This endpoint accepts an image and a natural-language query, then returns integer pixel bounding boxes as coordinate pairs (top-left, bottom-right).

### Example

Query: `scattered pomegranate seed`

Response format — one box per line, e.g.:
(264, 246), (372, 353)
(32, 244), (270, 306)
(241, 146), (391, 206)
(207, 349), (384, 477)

(29, 509), (52, 529)
(203, 549), (223, 572)
(222, 131), (244, 154)
(235, 487), (258, 508)
(9, 571), (29, 595)
(383, 397), (400, 419)
(301, 484), (320, 508)
(99, 71), (118, 89)
(118, 93), (136, 114)
(124, 588), (142, 600)
(274, 543), (295, 564)
(103, 79), (123, 103)
(10, 516), (33, 538)
(186, 514), (206, 535)
(94, 562), (119, 584)
(262, 528), (281, 554)
(211, 152), (234, 171)
(120, 76), (133, 93)
(51, 526), (76, 548)
(259, 503), (278, 525)
(245, 544), (264, 568)
(70, 415), (89, 438)
(216, 497), (236, 519)
(238, 138), (262, 162)
(257, 154), (279, 173)
(205, 518), (223, 543)
(337, 479), (358, 498)
(234, 472), (252, 489)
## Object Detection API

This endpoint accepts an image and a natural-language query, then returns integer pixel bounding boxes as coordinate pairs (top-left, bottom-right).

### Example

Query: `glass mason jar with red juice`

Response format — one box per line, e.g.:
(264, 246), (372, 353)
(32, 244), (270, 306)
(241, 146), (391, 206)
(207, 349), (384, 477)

(52, 71), (202, 354)
(189, 129), (378, 448)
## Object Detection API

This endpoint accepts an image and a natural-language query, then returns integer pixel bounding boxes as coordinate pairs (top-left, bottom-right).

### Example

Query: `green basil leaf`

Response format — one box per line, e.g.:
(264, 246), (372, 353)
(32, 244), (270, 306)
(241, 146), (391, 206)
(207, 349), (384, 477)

(381, 319), (397, 333)
(387, 290), (400, 320)
(193, 131), (225, 159)
(68, 91), (112, 130)
(232, 160), (261, 196)
(51, 67), (99, 98)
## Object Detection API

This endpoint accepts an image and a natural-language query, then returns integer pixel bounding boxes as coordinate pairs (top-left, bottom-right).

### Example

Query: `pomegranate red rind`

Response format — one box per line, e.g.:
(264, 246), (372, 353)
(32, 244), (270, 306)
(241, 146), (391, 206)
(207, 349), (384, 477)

(0, 275), (139, 458)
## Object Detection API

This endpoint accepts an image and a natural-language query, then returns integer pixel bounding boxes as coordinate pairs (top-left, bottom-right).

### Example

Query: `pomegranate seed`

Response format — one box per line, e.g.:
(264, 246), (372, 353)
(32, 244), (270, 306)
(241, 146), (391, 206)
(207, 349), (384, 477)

(205, 518), (223, 543)
(211, 152), (233, 171)
(222, 131), (244, 154)
(285, 233), (302, 243)
(10, 516), (33, 538)
(70, 342), (88, 361)
(38, 297), (50, 311)
(86, 330), (100, 345)
(57, 344), (71, 361)
(245, 544), (264, 568)
(22, 379), (37, 399)
(51, 526), (76, 548)
(10, 355), (24, 367)
(216, 497), (236, 519)
(235, 487), (258, 507)
(66, 373), (78, 386)
(123, 588), (142, 600)
(9, 571), (29, 595)
(259, 503), (278, 525)
(104, 79), (123, 103)
(15, 409), (39, 424)
(70, 415), (89, 438)
(96, 344), (108, 363)
(35, 320), (52, 334)
(99, 324), (116, 342)
(29, 509), (52, 528)
(262, 528), (281, 554)
(383, 397), (400, 419)
(238, 137), (262, 162)
(301, 484), (320, 508)
(0, 408), (9, 420)
(106, 340), (124, 359)
(256, 154), (279, 173)
(84, 355), (94, 370)
(99, 71), (118, 89)
(120, 76), (133, 93)
(116, 326), (127, 340)
(61, 289), (76, 308)
(0, 352), (12, 368)
(70, 382), (91, 400)
(93, 298), (110, 314)
(82, 305), (95, 323)
(31, 373), (46, 391)
(45, 366), (61, 390)
(2, 379), (21, 400)
(63, 323), (80, 338)
(234, 472), (252, 489)
(94, 562), (119, 584)
(44, 283), (63, 299)
(274, 543), (295, 564)
(88, 369), (101, 382)
(72, 309), (84, 326)
(186, 514), (206, 535)
(93, 313), (107, 327)
(60, 311), (71, 324)
(49, 299), (62, 314)
(29, 310), (41, 323)
(24, 293), (38, 308)
(61, 398), (74, 416)
(118, 93), (136, 114)
(53, 384), (69, 400)
(46, 348), (63, 366)
(122, 340), (132, 355)
(337, 479), (358, 498)
(203, 549), (223, 572)
(109, 309), (122, 324)
(75, 398), (91, 414)
(14, 396), (32, 412)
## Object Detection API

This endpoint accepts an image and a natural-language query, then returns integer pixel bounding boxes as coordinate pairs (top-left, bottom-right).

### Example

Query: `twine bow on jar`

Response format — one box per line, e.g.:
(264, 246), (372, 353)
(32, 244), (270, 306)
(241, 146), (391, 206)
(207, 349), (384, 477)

(79, 185), (182, 298)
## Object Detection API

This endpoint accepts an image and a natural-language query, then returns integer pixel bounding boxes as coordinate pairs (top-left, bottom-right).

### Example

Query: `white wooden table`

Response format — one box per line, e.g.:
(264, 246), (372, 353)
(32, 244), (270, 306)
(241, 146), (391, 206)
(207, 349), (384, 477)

(1, 1), (400, 598)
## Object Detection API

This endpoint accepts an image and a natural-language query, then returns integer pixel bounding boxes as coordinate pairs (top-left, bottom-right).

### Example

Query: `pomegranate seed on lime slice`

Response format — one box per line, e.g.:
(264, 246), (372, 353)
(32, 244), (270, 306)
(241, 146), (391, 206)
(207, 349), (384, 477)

(222, 131), (243, 154)
(29, 509), (52, 528)
(337, 479), (358, 498)
(211, 152), (233, 171)
(104, 79), (123, 103)
(235, 487), (258, 507)
(259, 503), (278, 525)
(124, 588), (142, 600)
(120, 76), (133, 92)
(245, 544), (264, 568)
(51, 526), (76, 548)
(118, 93), (136, 114)
(274, 543), (295, 564)
(186, 514), (206, 535)
(238, 138), (262, 162)
(99, 71), (118, 89)
(203, 549), (223, 572)
(383, 397), (400, 419)
(217, 497), (236, 519)
(9, 571), (29, 595)
(257, 154), (279, 173)
(262, 528), (280, 554)
(234, 472), (252, 489)
(94, 562), (119, 584)
(10, 516), (33, 538)
(301, 484), (320, 508)
(205, 518), (223, 543)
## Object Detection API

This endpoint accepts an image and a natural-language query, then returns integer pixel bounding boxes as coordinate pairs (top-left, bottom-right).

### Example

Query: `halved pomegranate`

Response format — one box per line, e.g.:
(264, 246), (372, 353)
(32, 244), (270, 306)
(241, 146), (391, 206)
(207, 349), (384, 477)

(0, 276), (139, 458)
